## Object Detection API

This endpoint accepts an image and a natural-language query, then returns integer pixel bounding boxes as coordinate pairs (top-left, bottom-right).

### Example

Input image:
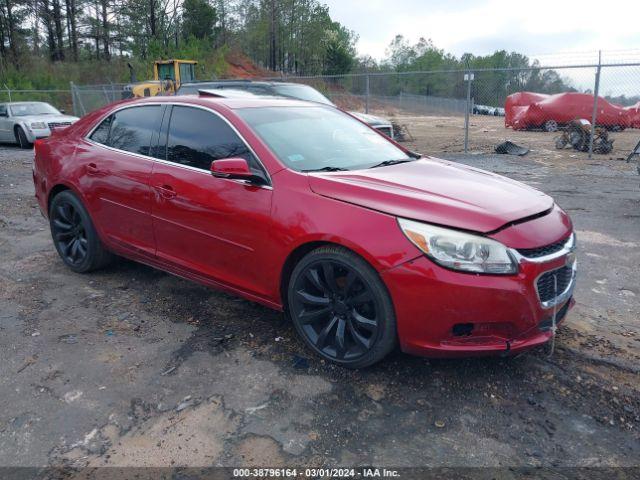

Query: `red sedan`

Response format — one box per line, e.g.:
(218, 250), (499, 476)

(33, 95), (577, 368)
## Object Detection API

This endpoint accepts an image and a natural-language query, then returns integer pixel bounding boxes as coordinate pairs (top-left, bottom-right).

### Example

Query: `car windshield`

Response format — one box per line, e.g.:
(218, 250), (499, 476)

(237, 106), (410, 171)
(10, 102), (60, 116)
(271, 85), (334, 106)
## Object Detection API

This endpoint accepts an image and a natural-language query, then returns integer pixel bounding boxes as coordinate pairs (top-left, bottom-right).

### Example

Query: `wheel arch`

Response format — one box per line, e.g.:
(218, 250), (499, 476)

(13, 122), (25, 138)
(278, 238), (385, 309)
(46, 182), (88, 217)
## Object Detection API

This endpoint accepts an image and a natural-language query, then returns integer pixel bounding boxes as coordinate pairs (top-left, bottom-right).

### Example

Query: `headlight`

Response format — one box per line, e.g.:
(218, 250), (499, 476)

(398, 218), (518, 274)
(30, 122), (47, 129)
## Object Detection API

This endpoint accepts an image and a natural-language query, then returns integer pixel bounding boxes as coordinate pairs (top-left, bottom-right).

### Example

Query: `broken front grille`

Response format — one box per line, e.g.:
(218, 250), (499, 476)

(538, 300), (571, 331)
(536, 266), (573, 303)
(517, 236), (569, 259)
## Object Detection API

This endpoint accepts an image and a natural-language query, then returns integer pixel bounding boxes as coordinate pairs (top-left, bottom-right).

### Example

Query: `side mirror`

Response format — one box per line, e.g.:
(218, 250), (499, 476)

(210, 158), (253, 179)
(0, 111), (7, 117)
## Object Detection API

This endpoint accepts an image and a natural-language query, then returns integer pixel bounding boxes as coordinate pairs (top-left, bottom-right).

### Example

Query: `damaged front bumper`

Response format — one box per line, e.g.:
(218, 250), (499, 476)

(382, 234), (576, 358)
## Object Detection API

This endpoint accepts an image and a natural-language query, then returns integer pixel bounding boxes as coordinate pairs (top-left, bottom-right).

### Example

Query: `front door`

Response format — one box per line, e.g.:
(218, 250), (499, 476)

(150, 105), (273, 297)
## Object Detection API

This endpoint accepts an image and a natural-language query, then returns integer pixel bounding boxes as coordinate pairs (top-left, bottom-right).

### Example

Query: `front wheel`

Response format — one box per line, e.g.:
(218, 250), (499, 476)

(287, 246), (397, 368)
(49, 190), (113, 273)
(15, 126), (32, 149)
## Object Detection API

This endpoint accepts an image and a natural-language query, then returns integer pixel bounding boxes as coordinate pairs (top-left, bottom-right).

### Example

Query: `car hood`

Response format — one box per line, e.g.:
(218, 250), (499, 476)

(16, 114), (79, 124)
(307, 158), (554, 233)
(349, 111), (392, 127)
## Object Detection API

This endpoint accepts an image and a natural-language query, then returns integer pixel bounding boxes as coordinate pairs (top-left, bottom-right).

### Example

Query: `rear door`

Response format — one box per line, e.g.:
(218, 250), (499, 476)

(149, 104), (273, 297)
(76, 104), (162, 256)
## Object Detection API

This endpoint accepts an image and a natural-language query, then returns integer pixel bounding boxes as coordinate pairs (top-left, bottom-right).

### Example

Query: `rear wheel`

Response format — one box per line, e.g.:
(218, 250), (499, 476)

(287, 246), (396, 368)
(49, 190), (112, 273)
(15, 126), (32, 149)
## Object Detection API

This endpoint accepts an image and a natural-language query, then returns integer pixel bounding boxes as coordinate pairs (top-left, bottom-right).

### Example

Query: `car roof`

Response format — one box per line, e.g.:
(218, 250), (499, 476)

(180, 80), (307, 88)
(130, 94), (317, 110)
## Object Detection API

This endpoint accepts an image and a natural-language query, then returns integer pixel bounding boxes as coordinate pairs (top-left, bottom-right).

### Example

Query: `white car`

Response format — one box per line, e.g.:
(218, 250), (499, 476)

(0, 102), (79, 149)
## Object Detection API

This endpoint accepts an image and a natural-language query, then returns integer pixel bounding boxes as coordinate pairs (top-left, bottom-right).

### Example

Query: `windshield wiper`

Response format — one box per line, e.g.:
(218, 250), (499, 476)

(368, 159), (415, 169)
(303, 166), (349, 172)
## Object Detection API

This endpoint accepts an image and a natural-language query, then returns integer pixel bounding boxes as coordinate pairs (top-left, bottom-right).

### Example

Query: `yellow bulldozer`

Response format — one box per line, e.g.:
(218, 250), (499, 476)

(123, 59), (198, 98)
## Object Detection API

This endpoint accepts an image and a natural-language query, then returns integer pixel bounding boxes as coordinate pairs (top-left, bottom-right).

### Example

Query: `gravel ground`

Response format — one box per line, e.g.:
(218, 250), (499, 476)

(0, 140), (639, 476)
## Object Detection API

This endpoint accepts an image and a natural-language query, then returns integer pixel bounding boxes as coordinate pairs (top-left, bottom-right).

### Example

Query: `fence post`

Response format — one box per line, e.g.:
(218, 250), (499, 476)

(588, 51), (602, 159)
(3, 84), (11, 102)
(70, 82), (77, 116)
(464, 70), (473, 153)
(365, 74), (370, 114)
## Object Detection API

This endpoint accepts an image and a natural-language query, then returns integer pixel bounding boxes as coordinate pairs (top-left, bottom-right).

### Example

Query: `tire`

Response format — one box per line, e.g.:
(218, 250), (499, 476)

(49, 190), (113, 273)
(15, 126), (32, 149)
(544, 120), (558, 132)
(287, 245), (397, 368)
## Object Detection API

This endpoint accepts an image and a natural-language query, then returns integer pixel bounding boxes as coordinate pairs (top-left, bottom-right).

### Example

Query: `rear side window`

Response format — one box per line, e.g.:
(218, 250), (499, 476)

(90, 115), (112, 144)
(90, 106), (161, 156)
(165, 106), (258, 171)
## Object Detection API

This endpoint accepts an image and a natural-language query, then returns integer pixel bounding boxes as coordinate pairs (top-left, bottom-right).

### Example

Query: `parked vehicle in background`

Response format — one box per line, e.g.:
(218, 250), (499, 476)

(473, 104), (504, 116)
(33, 94), (576, 368)
(177, 80), (396, 138)
(0, 102), (79, 148)
(505, 92), (629, 132)
(123, 59), (198, 98)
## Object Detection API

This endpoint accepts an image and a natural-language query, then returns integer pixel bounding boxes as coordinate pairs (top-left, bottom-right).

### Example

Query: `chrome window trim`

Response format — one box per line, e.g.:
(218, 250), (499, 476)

(83, 101), (273, 189)
(509, 233), (576, 264)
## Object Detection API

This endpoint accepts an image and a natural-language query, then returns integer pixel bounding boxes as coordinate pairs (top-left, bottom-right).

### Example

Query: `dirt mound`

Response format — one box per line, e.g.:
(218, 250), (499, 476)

(224, 51), (273, 79)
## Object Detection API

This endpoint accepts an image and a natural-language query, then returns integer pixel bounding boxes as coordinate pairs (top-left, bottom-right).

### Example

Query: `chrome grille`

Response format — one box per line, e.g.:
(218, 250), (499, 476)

(48, 122), (72, 129)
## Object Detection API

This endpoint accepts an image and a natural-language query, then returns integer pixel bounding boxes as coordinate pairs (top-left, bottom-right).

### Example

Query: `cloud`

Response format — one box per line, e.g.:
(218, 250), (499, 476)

(322, 0), (640, 60)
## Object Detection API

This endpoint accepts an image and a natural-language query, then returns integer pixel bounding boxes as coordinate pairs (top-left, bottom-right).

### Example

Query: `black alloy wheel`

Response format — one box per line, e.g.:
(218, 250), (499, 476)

(52, 200), (88, 266)
(288, 246), (396, 368)
(49, 190), (112, 273)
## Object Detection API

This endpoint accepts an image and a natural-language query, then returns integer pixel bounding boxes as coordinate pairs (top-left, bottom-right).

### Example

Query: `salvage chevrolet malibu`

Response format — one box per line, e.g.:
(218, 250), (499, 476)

(33, 95), (577, 368)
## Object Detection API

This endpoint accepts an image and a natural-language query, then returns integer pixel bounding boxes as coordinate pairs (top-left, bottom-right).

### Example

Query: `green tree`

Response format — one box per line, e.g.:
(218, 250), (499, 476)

(182, 0), (217, 40)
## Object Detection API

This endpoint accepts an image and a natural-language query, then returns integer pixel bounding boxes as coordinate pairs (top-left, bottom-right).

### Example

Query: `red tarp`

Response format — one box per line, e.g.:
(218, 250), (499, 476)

(505, 91), (631, 130)
(625, 102), (640, 129)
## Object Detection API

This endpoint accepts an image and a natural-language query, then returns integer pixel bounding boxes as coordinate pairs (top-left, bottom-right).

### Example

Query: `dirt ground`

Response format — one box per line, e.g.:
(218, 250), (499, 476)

(0, 119), (639, 477)
(386, 113), (640, 165)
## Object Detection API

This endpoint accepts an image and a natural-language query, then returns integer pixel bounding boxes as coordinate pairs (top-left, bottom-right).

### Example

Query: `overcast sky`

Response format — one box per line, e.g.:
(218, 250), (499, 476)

(322, 0), (640, 63)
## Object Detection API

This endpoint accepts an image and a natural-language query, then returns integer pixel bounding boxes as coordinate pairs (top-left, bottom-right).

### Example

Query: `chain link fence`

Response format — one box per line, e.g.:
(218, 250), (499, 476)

(69, 82), (127, 116)
(272, 61), (640, 158)
(7, 57), (638, 159)
(0, 87), (73, 114)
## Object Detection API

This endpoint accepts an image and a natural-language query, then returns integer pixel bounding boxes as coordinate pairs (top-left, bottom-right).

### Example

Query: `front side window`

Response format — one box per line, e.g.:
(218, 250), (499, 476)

(0, 104), (7, 116)
(237, 106), (409, 171)
(165, 106), (259, 172)
(89, 106), (160, 156)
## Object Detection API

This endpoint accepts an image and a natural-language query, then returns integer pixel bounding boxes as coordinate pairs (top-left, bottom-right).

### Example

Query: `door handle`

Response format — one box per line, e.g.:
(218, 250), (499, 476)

(155, 184), (177, 199)
(86, 163), (100, 175)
